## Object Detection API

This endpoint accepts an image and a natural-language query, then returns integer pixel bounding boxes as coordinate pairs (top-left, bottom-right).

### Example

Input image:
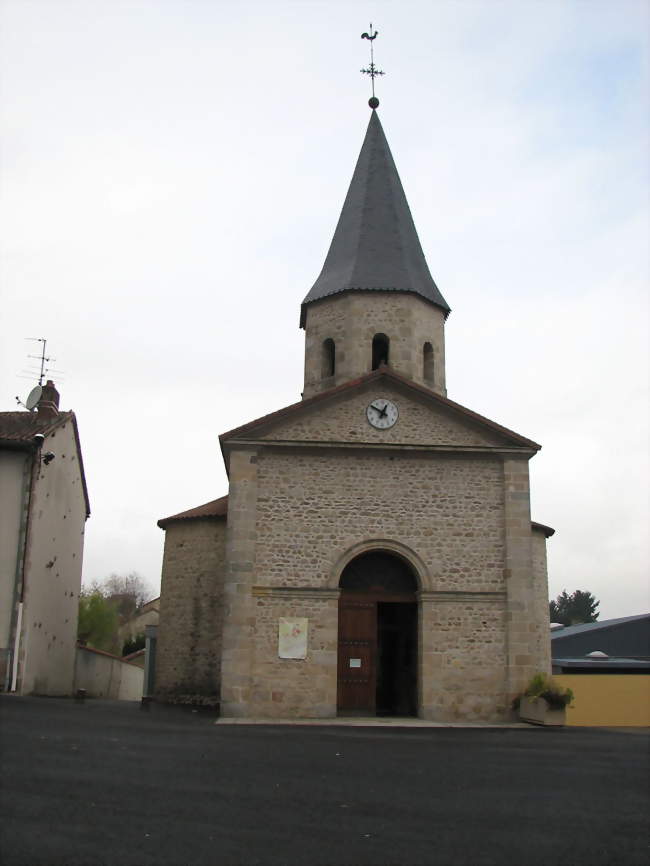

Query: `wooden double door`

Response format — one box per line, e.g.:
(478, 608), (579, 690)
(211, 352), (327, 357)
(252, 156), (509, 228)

(337, 592), (418, 716)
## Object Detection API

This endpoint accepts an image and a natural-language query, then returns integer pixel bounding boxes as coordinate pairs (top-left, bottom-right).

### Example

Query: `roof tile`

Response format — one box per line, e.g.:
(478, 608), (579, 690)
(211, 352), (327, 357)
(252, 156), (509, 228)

(158, 495), (228, 529)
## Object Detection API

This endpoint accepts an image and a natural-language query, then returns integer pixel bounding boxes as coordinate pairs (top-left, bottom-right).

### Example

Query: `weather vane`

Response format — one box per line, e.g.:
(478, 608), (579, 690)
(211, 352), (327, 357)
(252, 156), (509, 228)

(361, 24), (384, 109)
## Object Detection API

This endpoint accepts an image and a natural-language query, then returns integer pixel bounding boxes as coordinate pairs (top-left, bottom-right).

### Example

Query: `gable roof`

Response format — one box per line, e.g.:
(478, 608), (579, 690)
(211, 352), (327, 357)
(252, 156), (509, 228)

(0, 410), (90, 518)
(300, 110), (450, 327)
(157, 495), (228, 529)
(0, 410), (71, 443)
(219, 366), (541, 453)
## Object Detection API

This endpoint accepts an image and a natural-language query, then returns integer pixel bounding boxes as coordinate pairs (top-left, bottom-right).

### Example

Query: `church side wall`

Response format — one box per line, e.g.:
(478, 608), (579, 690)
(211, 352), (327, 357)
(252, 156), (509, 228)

(155, 519), (226, 704)
(531, 528), (552, 673)
(243, 449), (509, 720)
(502, 459), (548, 702)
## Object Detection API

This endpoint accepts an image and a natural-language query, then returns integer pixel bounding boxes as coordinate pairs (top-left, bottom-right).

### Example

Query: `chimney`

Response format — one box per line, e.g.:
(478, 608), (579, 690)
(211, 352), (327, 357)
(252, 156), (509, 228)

(37, 380), (60, 419)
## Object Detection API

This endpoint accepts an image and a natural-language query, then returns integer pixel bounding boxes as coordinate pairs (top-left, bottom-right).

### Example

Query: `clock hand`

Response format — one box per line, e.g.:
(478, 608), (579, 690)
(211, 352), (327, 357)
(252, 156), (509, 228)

(370, 403), (383, 414)
(379, 403), (388, 417)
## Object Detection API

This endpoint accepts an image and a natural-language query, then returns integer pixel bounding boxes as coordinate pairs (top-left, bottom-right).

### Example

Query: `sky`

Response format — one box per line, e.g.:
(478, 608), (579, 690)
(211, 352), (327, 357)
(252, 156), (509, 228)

(1, 0), (648, 620)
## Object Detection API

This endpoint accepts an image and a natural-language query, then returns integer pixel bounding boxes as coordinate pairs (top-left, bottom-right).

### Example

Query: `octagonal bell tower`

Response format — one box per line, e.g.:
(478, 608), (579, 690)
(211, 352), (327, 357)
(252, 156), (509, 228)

(301, 109), (451, 399)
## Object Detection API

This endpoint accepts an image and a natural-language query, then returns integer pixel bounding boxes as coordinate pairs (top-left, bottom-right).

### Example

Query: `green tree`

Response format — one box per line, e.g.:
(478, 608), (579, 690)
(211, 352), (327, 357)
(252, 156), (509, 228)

(549, 589), (600, 625)
(77, 590), (120, 652)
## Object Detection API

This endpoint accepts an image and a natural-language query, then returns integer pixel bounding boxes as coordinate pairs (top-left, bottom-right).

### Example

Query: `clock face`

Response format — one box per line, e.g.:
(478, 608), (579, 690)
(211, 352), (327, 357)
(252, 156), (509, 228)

(366, 398), (399, 429)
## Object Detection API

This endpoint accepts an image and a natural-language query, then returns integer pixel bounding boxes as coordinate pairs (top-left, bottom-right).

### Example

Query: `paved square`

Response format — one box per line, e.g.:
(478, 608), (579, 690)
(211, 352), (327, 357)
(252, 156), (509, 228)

(1, 697), (648, 866)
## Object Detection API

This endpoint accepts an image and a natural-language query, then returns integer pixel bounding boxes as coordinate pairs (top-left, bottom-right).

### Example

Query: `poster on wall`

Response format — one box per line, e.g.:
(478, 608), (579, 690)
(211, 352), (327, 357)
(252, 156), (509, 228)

(278, 618), (308, 659)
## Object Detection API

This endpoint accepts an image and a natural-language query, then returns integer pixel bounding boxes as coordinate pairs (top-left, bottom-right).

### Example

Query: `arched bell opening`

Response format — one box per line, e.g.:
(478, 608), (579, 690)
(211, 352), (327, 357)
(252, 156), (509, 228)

(371, 333), (390, 370)
(321, 337), (336, 379)
(423, 341), (434, 385)
(337, 550), (418, 718)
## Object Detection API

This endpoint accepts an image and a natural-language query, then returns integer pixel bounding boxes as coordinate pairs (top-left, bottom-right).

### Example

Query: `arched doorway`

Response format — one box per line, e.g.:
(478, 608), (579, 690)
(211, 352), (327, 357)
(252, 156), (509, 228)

(337, 551), (418, 717)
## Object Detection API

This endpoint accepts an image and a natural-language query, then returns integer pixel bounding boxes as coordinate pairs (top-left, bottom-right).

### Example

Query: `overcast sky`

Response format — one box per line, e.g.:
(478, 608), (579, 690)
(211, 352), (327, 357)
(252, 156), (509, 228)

(1, 0), (648, 620)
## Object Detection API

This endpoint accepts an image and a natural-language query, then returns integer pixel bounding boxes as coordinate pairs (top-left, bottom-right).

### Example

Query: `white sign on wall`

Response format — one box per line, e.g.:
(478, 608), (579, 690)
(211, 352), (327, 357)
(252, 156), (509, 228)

(278, 618), (308, 659)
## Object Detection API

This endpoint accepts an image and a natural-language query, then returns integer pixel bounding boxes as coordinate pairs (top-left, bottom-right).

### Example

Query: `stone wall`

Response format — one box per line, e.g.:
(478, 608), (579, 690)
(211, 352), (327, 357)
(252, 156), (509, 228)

(303, 293), (446, 397)
(502, 458), (543, 701)
(247, 590), (338, 718)
(221, 445), (526, 720)
(420, 597), (508, 719)
(155, 518), (226, 704)
(260, 382), (507, 448)
(255, 450), (506, 593)
(531, 527), (552, 674)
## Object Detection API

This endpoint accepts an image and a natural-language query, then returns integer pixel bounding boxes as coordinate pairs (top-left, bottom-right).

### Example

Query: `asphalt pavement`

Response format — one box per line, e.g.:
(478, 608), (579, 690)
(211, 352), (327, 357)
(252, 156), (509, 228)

(1, 695), (648, 866)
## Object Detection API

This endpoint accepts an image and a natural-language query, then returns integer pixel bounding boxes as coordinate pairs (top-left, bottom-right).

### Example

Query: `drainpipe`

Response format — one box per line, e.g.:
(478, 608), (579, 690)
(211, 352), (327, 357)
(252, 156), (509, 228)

(143, 624), (158, 699)
(9, 441), (41, 692)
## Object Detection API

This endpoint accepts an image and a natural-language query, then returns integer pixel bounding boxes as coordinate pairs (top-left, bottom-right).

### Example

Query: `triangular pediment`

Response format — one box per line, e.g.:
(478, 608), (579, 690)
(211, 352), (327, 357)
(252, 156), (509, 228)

(220, 369), (540, 457)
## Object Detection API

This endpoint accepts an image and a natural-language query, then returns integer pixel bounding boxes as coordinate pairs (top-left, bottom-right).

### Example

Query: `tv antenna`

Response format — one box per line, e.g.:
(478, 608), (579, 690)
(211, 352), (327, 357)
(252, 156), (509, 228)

(15, 338), (64, 410)
(27, 338), (53, 385)
(17, 337), (63, 383)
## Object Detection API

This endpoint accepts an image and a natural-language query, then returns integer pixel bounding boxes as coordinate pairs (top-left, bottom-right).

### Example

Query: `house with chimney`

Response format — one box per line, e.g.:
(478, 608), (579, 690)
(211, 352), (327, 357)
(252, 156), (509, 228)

(0, 381), (90, 695)
(155, 105), (554, 721)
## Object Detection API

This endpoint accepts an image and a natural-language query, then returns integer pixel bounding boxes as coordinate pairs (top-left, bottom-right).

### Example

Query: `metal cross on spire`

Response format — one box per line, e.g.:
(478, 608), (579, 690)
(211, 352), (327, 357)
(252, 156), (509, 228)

(361, 24), (384, 108)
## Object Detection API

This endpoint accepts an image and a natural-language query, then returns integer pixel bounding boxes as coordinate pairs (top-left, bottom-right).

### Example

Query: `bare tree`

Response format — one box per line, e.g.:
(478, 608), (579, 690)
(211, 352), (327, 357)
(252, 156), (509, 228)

(98, 572), (153, 623)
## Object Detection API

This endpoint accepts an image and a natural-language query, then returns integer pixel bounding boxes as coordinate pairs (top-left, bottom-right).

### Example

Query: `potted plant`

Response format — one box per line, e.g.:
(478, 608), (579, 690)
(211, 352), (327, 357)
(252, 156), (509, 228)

(515, 673), (574, 726)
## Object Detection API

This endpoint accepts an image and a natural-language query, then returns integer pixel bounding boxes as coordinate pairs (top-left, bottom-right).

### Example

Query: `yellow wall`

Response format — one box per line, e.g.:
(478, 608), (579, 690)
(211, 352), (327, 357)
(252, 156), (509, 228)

(555, 674), (650, 727)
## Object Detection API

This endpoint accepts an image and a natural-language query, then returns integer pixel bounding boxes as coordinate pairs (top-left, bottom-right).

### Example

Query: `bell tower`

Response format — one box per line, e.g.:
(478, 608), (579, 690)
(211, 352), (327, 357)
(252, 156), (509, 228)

(301, 108), (451, 399)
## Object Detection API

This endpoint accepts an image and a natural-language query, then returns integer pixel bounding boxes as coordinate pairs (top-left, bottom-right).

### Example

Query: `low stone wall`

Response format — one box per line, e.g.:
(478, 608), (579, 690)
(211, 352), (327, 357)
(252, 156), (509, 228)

(74, 645), (143, 701)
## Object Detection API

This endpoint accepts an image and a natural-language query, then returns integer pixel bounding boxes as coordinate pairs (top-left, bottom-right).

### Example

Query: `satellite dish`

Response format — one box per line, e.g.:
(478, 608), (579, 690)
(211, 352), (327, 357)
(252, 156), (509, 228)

(25, 385), (42, 411)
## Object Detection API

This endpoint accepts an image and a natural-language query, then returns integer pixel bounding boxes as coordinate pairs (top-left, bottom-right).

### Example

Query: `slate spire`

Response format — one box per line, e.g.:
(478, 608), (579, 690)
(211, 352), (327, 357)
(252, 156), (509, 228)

(300, 110), (450, 327)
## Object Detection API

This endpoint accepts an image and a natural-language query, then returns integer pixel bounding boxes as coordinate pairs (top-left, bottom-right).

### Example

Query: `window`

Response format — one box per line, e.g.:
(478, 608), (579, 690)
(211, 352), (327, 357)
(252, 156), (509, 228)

(423, 342), (434, 384)
(322, 338), (336, 378)
(372, 333), (389, 370)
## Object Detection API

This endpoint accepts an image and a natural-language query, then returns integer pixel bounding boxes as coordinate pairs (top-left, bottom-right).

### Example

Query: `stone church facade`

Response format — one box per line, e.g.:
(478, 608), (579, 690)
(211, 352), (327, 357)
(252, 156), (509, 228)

(155, 109), (553, 721)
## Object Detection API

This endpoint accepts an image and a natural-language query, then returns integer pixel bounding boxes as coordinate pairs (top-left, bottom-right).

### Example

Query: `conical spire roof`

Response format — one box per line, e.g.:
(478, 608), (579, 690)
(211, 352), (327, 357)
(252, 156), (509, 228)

(300, 110), (450, 327)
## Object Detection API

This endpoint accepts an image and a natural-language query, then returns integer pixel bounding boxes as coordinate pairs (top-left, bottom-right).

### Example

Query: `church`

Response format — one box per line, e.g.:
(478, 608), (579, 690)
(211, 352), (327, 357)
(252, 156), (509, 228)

(154, 102), (553, 722)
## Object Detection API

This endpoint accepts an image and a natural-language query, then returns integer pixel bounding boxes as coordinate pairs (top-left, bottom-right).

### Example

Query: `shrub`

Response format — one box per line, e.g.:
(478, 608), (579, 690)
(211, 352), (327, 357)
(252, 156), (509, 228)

(523, 672), (574, 710)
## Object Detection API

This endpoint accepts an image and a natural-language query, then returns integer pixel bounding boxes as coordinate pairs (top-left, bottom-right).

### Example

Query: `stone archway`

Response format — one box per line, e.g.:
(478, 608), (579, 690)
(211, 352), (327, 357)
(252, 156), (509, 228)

(337, 550), (418, 717)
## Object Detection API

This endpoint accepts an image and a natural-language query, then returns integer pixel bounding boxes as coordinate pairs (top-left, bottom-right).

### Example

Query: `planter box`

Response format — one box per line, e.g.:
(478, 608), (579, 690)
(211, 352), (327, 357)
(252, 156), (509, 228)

(519, 696), (566, 726)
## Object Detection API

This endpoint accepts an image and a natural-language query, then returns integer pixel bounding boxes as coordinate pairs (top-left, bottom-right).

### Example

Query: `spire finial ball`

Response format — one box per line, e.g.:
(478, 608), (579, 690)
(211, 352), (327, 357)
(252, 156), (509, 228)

(369, 96), (379, 109)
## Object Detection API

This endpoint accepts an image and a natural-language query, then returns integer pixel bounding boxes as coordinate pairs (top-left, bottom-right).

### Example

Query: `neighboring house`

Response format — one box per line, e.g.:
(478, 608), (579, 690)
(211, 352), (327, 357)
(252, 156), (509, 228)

(117, 596), (160, 649)
(155, 107), (554, 722)
(0, 382), (90, 695)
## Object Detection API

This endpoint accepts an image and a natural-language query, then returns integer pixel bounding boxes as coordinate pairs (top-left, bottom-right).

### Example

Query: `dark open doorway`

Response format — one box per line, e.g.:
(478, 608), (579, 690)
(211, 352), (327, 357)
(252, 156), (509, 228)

(337, 551), (418, 717)
(377, 602), (417, 716)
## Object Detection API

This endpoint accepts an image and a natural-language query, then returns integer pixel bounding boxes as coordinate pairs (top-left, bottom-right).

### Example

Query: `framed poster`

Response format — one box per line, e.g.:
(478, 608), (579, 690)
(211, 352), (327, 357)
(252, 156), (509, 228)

(278, 617), (308, 659)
